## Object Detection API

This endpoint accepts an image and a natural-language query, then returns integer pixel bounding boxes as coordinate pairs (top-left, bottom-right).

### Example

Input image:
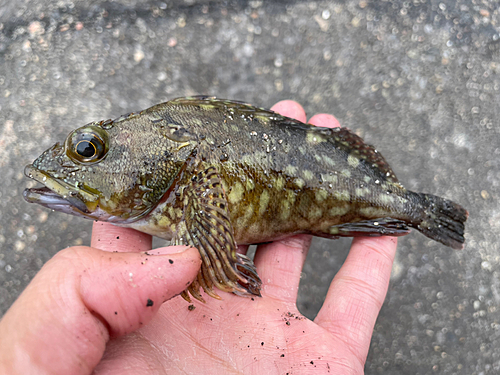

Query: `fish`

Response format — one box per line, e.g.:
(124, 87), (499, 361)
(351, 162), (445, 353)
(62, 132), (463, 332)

(23, 96), (468, 302)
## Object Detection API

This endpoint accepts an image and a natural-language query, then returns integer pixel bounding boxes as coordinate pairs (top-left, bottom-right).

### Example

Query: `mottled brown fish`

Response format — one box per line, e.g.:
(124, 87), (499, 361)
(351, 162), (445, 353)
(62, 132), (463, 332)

(24, 96), (468, 302)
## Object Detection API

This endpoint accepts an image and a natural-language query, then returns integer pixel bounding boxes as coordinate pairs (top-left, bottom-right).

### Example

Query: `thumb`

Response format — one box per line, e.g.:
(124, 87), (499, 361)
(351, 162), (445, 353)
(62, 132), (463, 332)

(0, 245), (201, 375)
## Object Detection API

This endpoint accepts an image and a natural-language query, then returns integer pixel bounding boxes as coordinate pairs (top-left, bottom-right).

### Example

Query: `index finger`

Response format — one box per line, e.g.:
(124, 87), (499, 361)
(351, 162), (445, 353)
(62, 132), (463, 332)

(91, 221), (152, 253)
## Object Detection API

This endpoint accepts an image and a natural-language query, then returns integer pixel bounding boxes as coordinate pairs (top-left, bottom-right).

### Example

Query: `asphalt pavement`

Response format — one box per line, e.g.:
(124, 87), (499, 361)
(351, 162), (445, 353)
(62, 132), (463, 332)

(0, 0), (499, 373)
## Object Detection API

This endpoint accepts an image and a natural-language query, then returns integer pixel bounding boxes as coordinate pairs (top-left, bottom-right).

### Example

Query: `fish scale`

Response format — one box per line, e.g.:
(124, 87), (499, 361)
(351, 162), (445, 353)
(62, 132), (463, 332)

(24, 96), (468, 302)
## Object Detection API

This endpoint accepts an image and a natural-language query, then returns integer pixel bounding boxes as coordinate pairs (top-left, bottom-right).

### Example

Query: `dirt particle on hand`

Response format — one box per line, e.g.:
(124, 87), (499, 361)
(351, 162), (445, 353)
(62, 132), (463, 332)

(169, 259), (174, 264)
(146, 299), (154, 307)
(188, 304), (196, 311)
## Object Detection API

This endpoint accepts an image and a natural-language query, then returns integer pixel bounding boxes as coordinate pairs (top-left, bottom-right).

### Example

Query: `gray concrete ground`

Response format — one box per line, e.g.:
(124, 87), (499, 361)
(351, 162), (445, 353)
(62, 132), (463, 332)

(0, 0), (499, 373)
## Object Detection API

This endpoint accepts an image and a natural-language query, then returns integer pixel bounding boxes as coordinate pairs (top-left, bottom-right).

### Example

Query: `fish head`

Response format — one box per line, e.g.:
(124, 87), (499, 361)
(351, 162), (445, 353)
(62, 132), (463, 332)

(23, 116), (195, 223)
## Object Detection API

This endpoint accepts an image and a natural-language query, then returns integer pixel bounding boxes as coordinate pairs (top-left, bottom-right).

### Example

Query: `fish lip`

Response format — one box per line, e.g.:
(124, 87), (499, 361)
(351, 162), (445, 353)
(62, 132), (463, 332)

(23, 164), (94, 214)
(22, 186), (89, 214)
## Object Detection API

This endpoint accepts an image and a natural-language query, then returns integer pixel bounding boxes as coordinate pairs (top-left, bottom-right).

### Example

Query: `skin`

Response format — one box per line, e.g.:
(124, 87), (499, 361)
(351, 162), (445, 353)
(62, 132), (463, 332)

(0, 101), (398, 375)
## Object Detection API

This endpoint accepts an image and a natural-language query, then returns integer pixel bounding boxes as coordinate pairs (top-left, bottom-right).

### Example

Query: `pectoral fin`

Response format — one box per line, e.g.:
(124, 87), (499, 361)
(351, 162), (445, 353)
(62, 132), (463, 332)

(173, 166), (261, 302)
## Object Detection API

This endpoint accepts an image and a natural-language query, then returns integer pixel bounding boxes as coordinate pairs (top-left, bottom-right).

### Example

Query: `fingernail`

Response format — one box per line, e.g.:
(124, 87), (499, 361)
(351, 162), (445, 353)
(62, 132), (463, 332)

(145, 246), (193, 255)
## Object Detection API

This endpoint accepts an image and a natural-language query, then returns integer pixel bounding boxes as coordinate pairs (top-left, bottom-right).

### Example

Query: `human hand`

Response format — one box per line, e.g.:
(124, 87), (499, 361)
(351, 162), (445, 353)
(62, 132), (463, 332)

(92, 101), (399, 374)
(0, 100), (398, 375)
(0, 227), (201, 374)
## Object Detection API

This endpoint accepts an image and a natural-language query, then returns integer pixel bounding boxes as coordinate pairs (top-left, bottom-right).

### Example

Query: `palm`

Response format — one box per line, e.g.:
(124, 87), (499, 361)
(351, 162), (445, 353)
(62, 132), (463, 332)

(95, 234), (393, 375)
(93, 102), (398, 375)
(125, 294), (359, 374)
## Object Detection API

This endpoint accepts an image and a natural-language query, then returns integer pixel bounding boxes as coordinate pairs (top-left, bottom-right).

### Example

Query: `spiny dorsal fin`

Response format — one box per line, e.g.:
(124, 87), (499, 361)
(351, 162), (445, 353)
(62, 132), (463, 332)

(168, 97), (399, 184)
(169, 96), (286, 121)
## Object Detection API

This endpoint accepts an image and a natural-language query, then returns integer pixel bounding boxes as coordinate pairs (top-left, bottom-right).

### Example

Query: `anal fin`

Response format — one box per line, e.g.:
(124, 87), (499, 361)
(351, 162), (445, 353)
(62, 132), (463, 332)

(329, 217), (411, 237)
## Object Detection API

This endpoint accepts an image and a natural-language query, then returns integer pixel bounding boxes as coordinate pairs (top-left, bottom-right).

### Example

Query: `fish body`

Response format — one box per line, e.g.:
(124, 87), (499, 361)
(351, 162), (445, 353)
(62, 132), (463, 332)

(24, 96), (468, 302)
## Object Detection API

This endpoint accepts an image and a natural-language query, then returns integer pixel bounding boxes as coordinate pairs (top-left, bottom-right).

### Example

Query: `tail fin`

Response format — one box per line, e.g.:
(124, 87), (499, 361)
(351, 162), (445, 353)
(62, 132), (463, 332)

(410, 193), (468, 250)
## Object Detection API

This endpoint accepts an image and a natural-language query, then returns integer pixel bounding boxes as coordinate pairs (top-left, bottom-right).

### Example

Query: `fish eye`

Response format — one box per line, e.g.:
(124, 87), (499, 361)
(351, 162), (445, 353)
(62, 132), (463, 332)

(75, 137), (102, 158)
(66, 126), (109, 163)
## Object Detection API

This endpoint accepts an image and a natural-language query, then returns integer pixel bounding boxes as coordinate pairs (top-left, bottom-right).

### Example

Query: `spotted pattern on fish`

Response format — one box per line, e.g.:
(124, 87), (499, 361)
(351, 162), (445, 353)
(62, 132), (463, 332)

(24, 96), (468, 303)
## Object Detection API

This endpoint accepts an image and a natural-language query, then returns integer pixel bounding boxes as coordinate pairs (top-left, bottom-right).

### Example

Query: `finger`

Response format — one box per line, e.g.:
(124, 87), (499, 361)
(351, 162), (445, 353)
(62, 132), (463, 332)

(271, 100), (307, 122)
(253, 234), (311, 302)
(0, 245), (201, 375)
(308, 113), (341, 128)
(314, 236), (398, 365)
(91, 221), (152, 253)
(253, 103), (344, 302)
(311, 110), (388, 364)
(250, 101), (307, 302)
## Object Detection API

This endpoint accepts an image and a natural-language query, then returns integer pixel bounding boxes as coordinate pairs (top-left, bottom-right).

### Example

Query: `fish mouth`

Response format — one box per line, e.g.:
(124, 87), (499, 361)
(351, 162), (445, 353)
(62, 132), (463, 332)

(23, 164), (97, 216)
